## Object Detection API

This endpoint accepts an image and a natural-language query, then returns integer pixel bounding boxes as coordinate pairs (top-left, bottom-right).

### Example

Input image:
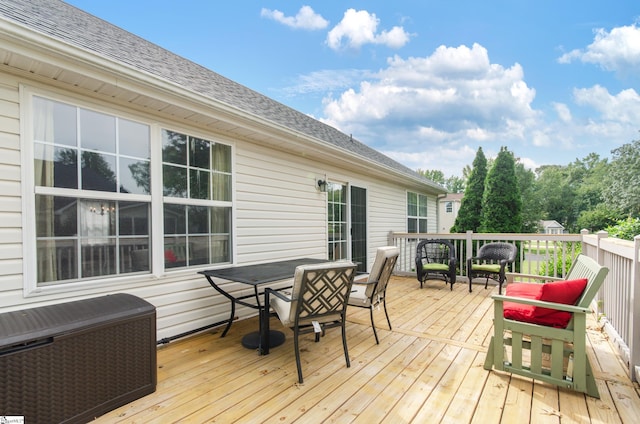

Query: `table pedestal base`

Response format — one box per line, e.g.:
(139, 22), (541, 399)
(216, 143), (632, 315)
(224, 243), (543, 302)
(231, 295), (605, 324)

(241, 330), (285, 350)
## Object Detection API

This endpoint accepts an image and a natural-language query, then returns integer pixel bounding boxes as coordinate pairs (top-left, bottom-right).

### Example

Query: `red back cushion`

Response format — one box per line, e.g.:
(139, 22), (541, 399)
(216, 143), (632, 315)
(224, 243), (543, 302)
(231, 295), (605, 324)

(503, 278), (588, 328)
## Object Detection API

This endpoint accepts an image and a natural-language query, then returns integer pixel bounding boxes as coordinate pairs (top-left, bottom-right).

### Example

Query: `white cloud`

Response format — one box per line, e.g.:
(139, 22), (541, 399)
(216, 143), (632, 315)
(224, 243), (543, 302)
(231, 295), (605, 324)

(260, 6), (328, 30)
(321, 43), (539, 147)
(326, 9), (410, 50)
(558, 23), (640, 76)
(553, 102), (572, 122)
(573, 85), (640, 123)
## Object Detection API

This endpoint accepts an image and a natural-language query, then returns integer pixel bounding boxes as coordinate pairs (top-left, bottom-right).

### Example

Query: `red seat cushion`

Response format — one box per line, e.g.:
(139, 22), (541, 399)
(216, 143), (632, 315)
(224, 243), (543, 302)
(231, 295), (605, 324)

(503, 278), (588, 328)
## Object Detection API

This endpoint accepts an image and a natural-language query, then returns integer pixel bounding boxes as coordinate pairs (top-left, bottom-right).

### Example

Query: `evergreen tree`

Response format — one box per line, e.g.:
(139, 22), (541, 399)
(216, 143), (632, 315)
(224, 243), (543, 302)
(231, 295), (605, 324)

(451, 147), (487, 232)
(481, 147), (522, 232)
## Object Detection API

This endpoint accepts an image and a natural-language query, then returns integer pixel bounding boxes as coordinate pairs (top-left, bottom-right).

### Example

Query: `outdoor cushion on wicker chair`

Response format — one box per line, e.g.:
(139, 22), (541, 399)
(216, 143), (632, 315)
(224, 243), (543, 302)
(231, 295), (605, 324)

(467, 242), (517, 294)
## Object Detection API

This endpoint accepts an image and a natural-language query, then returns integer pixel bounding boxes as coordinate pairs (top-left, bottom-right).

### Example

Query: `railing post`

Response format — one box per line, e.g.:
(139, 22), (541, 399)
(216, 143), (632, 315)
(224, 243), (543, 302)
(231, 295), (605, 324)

(465, 231), (474, 274)
(631, 235), (640, 382)
(596, 230), (608, 265)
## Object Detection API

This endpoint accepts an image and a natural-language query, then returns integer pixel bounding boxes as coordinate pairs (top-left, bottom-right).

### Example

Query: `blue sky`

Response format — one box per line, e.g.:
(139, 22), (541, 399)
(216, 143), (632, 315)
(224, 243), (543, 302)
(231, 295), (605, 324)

(66, 1), (640, 177)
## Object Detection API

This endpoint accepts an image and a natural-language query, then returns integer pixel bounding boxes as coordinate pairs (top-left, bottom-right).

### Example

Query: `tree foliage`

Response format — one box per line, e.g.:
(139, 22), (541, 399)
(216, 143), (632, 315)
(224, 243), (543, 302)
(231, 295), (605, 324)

(417, 169), (466, 193)
(451, 147), (487, 232)
(602, 139), (640, 217)
(481, 147), (522, 232)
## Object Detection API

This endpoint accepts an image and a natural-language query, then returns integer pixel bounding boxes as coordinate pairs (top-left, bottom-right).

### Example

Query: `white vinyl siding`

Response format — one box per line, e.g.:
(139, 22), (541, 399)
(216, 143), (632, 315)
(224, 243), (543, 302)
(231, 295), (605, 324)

(0, 77), (23, 297)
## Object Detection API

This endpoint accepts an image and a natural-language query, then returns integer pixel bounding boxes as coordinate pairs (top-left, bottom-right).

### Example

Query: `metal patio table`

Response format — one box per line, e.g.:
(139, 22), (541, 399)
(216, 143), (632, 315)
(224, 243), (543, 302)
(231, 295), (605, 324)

(199, 258), (327, 354)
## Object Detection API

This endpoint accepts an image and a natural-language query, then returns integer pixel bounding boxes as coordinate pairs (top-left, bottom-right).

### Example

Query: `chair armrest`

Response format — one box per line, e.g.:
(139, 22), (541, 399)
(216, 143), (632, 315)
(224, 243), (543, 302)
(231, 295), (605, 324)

(265, 287), (292, 302)
(492, 294), (590, 314)
(353, 279), (377, 286)
(505, 273), (564, 284)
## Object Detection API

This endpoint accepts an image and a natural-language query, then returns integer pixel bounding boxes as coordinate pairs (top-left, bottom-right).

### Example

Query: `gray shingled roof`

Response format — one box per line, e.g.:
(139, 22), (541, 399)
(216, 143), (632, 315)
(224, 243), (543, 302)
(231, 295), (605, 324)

(0, 0), (442, 189)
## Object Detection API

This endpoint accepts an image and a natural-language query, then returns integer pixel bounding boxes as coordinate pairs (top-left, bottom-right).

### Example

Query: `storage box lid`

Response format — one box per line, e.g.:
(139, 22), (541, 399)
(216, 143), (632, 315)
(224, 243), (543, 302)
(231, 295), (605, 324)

(0, 293), (155, 349)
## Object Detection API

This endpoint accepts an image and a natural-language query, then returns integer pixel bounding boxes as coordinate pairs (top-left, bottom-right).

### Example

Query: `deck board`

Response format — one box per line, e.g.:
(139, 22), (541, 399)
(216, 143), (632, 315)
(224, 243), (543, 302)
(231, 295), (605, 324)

(92, 276), (640, 423)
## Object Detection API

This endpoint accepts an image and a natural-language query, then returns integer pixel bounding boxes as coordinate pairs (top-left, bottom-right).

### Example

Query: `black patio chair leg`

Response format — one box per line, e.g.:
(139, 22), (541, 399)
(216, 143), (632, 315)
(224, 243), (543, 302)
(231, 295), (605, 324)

(382, 299), (392, 331)
(294, 329), (304, 384)
(341, 320), (351, 368)
(369, 307), (380, 344)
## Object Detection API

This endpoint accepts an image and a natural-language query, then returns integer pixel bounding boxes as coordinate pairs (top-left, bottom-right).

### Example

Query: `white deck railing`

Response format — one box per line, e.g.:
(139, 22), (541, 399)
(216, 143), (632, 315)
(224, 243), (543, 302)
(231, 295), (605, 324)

(388, 230), (640, 383)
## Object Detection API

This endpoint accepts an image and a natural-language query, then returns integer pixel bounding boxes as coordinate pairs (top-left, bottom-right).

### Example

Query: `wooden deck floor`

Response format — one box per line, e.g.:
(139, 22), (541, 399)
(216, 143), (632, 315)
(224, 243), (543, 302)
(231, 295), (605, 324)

(93, 276), (640, 423)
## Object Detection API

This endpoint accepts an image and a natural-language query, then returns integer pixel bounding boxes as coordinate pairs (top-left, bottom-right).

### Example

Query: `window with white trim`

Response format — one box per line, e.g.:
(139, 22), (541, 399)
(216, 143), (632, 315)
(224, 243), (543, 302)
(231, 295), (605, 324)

(29, 94), (232, 287)
(446, 201), (453, 213)
(161, 129), (232, 268)
(407, 192), (428, 233)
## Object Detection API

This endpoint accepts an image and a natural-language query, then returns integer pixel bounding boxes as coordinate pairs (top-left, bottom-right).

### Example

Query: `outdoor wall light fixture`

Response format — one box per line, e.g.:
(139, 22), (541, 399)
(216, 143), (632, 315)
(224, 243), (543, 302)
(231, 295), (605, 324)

(317, 178), (328, 192)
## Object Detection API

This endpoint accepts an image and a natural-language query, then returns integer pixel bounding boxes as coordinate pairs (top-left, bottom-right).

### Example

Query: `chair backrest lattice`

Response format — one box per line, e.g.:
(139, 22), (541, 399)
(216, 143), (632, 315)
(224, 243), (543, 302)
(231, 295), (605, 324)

(476, 242), (517, 263)
(289, 263), (357, 324)
(417, 240), (454, 264)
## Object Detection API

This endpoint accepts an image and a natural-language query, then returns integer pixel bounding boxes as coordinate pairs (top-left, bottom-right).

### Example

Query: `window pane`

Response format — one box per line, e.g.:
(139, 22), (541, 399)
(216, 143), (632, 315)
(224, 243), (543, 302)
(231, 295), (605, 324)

(162, 130), (187, 165)
(128, 246), (150, 272)
(119, 202), (149, 236)
(164, 204), (186, 234)
(164, 236), (186, 268)
(408, 218), (417, 233)
(189, 136), (210, 169)
(189, 168), (210, 200)
(211, 234), (230, 263)
(188, 205), (209, 234)
(34, 144), (78, 189)
(80, 109), (116, 153)
(36, 195), (77, 237)
(163, 164), (187, 197)
(212, 143), (231, 172)
(210, 207), (231, 234)
(82, 152), (117, 192)
(407, 192), (417, 216)
(212, 173), (231, 201)
(419, 219), (428, 233)
(418, 194), (428, 217)
(79, 200), (116, 240)
(189, 235), (209, 265)
(33, 97), (77, 147)
(81, 238), (116, 278)
(37, 239), (77, 283)
(120, 158), (150, 194)
(119, 119), (150, 158)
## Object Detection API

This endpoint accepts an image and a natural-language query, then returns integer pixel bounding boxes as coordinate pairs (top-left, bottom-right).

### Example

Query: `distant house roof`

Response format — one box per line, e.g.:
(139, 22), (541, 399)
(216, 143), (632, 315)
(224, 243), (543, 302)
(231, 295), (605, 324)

(540, 220), (564, 229)
(440, 193), (464, 202)
(0, 0), (445, 193)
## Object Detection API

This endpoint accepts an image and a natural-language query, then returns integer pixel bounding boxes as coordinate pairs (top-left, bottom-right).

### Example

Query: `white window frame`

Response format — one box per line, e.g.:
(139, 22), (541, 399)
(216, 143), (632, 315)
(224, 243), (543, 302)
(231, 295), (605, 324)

(407, 191), (429, 233)
(20, 86), (234, 296)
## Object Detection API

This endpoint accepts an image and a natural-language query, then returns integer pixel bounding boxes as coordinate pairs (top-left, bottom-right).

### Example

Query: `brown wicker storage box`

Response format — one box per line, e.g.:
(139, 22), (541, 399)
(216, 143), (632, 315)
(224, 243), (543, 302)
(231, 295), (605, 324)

(0, 293), (156, 423)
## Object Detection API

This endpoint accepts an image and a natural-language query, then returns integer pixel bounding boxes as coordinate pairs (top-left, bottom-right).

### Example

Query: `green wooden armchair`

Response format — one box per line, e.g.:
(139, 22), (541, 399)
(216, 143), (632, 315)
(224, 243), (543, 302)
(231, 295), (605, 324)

(483, 254), (609, 398)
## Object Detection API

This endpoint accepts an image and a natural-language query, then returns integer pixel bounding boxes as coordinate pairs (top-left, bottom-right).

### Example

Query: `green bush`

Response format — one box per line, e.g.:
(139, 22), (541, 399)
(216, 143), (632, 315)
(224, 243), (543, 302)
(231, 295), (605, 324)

(605, 217), (640, 241)
(539, 242), (581, 277)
